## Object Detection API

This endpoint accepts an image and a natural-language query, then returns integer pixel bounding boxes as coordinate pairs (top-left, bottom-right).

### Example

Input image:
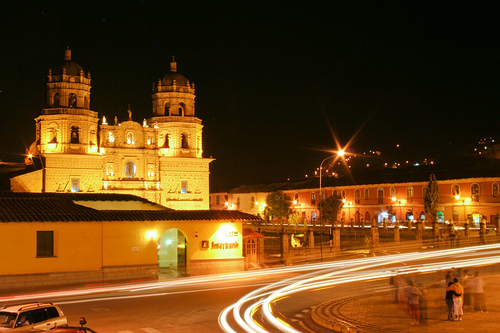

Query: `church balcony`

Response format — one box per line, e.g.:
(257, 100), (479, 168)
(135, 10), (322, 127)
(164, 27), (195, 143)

(41, 108), (98, 118)
(149, 116), (201, 125)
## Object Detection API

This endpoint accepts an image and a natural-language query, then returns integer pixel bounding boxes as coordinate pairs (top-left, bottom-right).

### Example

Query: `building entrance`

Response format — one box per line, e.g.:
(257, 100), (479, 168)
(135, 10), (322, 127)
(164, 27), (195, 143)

(158, 228), (187, 277)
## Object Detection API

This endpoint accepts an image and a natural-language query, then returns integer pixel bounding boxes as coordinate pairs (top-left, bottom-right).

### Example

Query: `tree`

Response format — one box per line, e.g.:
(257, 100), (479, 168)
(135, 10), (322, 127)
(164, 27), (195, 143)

(424, 173), (440, 224)
(288, 212), (303, 231)
(264, 191), (292, 225)
(318, 194), (344, 225)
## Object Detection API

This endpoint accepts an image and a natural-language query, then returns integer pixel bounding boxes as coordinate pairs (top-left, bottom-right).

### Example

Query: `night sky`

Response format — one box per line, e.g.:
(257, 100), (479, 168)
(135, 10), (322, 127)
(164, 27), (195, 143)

(0, 1), (498, 189)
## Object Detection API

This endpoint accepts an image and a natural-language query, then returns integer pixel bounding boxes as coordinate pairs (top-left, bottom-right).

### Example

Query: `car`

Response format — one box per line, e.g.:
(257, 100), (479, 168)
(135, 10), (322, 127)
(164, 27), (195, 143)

(48, 318), (97, 333)
(0, 302), (67, 331)
(48, 327), (97, 333)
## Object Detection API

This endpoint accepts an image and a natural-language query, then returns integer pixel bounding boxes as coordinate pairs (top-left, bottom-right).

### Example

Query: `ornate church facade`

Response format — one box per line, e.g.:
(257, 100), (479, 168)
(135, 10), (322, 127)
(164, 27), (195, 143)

(11, 48), (212, 210)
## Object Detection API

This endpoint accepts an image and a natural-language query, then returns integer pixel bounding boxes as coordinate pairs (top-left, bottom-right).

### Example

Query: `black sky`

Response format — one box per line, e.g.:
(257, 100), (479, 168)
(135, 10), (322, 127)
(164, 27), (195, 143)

(0, 1), (498, 188)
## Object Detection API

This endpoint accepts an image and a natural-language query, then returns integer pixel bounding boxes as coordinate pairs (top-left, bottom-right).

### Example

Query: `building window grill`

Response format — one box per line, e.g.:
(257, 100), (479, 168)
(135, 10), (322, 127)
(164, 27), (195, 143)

(37, 231), (54, 257)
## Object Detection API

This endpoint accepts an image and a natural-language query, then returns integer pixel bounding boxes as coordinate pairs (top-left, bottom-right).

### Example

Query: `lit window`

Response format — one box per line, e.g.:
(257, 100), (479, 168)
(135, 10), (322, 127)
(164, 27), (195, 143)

(124, 161), (137, 178)
(181, 181), (188, 194)
(106, 163), (114, 176)
(311, 192), (316, 205)
(471, 184), (480, 202)
(147, 164), (155, 177)
(407, 187), (414, 202)
(108, 132), (115, 143)
(71, 178), (80, 192)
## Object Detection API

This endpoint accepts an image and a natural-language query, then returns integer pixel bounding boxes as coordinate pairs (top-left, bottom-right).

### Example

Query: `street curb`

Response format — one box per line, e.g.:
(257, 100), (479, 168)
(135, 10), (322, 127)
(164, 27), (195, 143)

(311, 291), (400, 333)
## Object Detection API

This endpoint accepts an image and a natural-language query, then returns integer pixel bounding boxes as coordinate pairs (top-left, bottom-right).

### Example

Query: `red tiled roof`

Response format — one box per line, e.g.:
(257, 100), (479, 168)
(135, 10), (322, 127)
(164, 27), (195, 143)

(243, 228), (265, 238)
(0, 192), (262, 223)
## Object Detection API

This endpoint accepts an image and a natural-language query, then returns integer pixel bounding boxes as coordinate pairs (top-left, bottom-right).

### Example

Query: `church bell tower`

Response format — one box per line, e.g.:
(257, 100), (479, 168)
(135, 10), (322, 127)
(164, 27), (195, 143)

(32, 47), (103, 193)
(36, 46), (99, 155)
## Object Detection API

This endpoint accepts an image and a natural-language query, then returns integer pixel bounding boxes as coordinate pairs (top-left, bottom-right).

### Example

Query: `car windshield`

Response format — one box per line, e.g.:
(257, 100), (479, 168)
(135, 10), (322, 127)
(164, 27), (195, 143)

(0, 312), (16, 328)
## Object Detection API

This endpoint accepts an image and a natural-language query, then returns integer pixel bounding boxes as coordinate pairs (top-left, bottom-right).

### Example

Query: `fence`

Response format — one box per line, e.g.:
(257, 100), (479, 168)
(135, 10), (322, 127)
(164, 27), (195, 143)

(253, 223), (498, 266)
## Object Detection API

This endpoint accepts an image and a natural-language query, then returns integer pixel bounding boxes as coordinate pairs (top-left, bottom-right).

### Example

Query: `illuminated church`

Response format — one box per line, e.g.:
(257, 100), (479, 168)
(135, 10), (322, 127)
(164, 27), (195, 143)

(11, 47), (212, 210)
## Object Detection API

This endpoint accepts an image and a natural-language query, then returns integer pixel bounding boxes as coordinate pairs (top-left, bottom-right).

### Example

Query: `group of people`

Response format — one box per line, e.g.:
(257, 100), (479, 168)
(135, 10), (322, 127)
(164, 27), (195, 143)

(390, 274), (427, 325)
(389, 268), (487, 325)
(445, 268), (487, 321)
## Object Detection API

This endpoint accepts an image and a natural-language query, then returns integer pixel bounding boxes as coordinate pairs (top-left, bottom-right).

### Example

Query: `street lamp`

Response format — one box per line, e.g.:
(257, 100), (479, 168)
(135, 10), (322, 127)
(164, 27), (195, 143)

(319, 150), (344, 261)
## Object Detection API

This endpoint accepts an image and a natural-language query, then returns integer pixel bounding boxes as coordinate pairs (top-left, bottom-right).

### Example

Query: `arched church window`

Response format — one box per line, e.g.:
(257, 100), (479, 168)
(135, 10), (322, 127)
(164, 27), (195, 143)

(471, 183), (480, 202)
(355, 189), (361, 204)
(70, 126), (79, 144)
(178, 102), (186, 116)
(164, 102), (170, 116)
(181, 134), (189, 149)
(68, 93), (77, 108)
(493, 183), (499, 198)
(54, 94), (60, 107)
(108, 132), (115, 143)
(377, 188), (384, 204)
(48, 126), (58, 143)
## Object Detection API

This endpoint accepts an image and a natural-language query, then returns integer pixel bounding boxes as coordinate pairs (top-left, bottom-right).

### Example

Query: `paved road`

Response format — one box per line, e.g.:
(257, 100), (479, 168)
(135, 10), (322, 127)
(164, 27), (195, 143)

(311, 269), (499, 332)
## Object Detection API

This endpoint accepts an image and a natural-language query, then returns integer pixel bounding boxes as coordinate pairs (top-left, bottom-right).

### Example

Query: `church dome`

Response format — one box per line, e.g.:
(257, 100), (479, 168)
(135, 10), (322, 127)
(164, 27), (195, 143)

(160, 57), (189, 86)
(52, 47), (85, 76)
(161, 72), (189, 86)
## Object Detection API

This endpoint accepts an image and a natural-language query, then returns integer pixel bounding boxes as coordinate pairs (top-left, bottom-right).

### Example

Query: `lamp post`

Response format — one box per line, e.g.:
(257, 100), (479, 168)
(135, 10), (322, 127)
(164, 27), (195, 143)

(319, 150), (344, 261)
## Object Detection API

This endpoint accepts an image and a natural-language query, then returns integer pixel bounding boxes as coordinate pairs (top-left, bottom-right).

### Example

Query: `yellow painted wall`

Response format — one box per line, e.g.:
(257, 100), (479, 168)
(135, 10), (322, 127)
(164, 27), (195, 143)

(0, 219), (243, 276)
(0, 222), (102, 275)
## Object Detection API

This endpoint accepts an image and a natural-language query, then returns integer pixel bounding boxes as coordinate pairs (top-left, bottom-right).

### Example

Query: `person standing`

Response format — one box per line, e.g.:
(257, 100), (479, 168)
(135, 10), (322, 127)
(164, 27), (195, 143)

(445, 282), (459, 321)
(419, 285), (428, 325)
(390, 272), (400, 304)
(450, 278), (464, 321)
(407, 281), (423, 325)
(468, 271), (487, 312)
(462, 269), (471, 308)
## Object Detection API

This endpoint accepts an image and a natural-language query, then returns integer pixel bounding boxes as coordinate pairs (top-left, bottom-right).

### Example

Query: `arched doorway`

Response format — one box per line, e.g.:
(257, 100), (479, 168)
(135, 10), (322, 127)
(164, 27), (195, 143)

(158, 228), (187, 277)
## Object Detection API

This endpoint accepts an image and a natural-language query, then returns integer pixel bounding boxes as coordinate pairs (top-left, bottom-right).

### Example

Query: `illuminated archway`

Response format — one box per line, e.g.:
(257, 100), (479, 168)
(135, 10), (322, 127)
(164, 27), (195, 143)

(157, 228), (187, 277)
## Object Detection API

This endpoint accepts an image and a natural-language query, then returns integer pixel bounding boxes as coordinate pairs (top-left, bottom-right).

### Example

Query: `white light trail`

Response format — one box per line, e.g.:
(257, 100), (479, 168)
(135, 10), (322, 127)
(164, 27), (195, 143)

(220, 243), (500, 333)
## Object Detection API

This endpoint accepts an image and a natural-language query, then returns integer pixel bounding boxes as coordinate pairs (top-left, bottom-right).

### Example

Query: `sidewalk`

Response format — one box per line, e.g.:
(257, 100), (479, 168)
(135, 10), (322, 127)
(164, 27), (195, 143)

(312, 273), (499, 332)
